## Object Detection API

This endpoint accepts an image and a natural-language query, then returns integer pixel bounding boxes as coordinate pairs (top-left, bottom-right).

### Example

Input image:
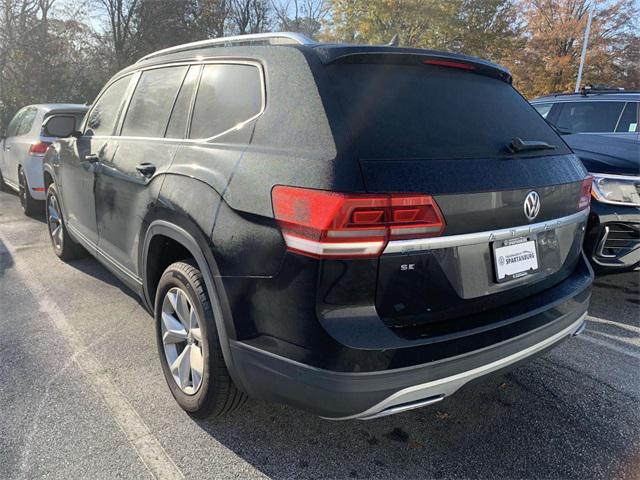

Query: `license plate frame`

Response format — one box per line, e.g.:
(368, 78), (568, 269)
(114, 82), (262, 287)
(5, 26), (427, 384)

(492, 236), (540, 283)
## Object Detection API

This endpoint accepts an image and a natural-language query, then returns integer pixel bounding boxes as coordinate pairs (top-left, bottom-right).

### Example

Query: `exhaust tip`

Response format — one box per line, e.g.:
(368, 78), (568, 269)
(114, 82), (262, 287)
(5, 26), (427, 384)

(572, 320), (587, 337)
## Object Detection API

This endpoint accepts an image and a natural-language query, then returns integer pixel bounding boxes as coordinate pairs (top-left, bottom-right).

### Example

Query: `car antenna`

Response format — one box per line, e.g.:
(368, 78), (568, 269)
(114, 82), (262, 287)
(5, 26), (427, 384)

(387, 34), (399, 46)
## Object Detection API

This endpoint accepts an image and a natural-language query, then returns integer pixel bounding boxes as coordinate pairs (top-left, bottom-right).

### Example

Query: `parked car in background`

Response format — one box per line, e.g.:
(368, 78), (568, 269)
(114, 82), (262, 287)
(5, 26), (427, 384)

(531, 88), (639, 273)
(42, 33), (592, 420)
(0, 104), (89, 215)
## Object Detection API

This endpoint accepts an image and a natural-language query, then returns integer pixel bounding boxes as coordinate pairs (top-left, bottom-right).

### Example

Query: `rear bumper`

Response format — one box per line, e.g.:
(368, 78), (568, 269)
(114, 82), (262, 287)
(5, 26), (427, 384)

(584, 201), (640, 272)
(228, 256), (592, 419)
(22, 155), (46, 200)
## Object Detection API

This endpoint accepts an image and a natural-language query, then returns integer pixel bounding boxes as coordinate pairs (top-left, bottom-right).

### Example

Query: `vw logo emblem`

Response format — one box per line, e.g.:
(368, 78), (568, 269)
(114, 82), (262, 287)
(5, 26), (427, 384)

(524, 191), (541, 221)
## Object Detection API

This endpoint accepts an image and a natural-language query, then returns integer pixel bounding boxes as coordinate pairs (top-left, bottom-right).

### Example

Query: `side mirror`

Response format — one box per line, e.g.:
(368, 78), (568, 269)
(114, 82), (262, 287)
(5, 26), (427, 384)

(43, 115), (78, 138)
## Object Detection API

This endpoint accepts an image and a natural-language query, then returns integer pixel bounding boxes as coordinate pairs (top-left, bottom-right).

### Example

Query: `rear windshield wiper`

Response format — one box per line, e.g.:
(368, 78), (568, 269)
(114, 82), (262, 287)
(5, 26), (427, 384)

(507, 137), (557, 154)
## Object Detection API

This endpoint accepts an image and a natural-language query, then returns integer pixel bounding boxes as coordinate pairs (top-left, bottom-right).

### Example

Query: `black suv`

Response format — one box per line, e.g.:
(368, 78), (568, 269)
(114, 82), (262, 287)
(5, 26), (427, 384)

(43, 33), (593, 420)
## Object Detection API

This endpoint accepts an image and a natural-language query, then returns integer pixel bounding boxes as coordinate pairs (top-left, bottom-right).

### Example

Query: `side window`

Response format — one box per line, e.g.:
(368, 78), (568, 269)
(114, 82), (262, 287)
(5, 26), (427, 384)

(121, 66), (188, 138)
(165, 66), (200, 139)
(189, 64), (262, 139)
(533, 103), (553, 119)
(5, 109), (26, 138)
(556, 101), (625, 133)
(86, 75), (131, 136)
(16, 107), (37, 136)
(615, 102), (638, 133)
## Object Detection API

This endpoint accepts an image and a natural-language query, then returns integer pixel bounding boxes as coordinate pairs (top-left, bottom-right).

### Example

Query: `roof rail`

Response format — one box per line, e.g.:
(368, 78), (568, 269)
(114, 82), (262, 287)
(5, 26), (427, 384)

(137, 32), (316, 63)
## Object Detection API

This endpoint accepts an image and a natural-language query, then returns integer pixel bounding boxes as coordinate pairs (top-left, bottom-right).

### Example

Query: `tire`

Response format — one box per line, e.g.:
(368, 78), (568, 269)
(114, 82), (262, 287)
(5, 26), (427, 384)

(0, 168), (8, 192)
(18, 167), (41, 216)
(46, 184), (86, 260)
(155, 260), (246, 418)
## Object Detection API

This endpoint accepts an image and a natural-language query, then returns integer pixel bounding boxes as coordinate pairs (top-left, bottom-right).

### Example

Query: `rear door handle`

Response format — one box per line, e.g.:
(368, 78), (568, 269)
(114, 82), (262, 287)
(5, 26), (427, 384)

(136, 162), (156, 177)
(85, 153), (99, 163)
(5, 146), (10, 151)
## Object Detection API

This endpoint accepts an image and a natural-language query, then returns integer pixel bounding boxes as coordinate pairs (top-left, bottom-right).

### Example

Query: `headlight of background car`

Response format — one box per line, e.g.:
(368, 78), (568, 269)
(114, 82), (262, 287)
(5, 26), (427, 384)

(591, 174), (640, 207)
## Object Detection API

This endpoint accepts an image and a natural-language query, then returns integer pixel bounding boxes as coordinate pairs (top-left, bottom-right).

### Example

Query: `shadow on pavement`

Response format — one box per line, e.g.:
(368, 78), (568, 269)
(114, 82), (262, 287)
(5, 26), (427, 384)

(191, 355), (639, 479)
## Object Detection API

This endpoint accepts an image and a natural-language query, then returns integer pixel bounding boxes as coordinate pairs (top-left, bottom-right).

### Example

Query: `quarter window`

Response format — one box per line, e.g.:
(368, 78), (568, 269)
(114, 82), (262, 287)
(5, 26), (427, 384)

(122, 66), (188, 138)
(16, 107), (37, 136)
(556, 101), (625, 133)
(533, 103), (553, 119)
(189, 64), (262, 139)
(86, 75), (132, 136)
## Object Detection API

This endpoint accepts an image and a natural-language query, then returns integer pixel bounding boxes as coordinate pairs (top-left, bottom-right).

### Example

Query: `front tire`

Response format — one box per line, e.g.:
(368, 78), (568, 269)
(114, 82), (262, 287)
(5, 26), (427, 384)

(19, 168), (41, 216)
(155, 260), (246, 418)
(46, 184), (86, 260)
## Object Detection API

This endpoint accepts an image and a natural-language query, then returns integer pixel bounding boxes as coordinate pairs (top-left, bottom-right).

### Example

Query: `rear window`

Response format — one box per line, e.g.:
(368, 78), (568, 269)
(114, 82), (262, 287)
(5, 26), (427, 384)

(327, 64), (569, 159)
(556, 101), (625, 133)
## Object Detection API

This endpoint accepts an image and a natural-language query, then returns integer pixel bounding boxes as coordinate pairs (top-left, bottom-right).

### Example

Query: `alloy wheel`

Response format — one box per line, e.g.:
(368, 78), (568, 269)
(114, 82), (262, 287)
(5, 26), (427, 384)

(161, 287), (204, 395)
(47, 193), (63, 250)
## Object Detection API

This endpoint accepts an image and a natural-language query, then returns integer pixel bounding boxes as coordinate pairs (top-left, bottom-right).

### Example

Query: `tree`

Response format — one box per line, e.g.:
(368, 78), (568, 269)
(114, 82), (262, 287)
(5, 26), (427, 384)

(272, 0), (330, 38)
(93, 0), (139, 69)
(228, 0), (271, 34)
(324, 0), (521, 64)
(505, 0), (639, 97)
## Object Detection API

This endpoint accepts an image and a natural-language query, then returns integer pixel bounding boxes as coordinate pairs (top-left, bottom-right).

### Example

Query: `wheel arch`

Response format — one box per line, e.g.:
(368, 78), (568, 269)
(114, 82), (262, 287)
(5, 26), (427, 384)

(141, 219), (242, 384)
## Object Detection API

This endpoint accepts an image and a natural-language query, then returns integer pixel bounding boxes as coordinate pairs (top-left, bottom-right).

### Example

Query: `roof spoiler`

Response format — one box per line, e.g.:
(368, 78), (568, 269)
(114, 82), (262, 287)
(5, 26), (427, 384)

(324, 50), (512, 83)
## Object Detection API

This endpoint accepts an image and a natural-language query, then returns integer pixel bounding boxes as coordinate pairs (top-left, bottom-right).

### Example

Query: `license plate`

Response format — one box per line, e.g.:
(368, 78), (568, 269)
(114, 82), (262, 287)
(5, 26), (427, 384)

(493, 238), (539, 282)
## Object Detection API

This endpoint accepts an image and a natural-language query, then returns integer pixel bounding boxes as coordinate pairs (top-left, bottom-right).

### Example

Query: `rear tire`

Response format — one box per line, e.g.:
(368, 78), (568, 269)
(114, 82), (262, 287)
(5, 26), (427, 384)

(155, 260), (246, 418)
(18, 168), (41, 216)
(46, 184), (86, 260)
(0, 168), (8, 192)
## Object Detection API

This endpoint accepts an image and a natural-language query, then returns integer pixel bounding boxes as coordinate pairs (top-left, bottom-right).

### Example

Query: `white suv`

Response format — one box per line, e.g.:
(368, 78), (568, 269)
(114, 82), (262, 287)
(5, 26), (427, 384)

(0, 104), (88, 215)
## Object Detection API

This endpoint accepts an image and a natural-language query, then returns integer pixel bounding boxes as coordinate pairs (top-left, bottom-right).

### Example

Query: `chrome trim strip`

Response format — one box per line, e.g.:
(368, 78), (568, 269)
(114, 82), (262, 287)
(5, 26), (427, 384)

(332, 312), (587, 421)
(84, 59), (267, 142)
(383, 209), (589, 254)
(137, 32), (316, 63)
(596, 225), (616, 258)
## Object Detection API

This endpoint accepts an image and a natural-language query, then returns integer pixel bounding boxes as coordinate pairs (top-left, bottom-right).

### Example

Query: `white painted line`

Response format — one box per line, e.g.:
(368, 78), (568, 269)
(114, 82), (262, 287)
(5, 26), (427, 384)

(577, 333), (640, 360)
(1, 234), (184, 480)
(587, 315), (640, 334)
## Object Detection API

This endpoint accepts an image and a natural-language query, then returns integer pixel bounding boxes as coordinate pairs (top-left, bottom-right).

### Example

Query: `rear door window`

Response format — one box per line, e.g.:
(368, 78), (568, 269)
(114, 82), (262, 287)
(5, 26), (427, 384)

(189, 64), (262, 139)
(615, 102), (638, 133)
(327, 63), (568, 159)
(86, 75), (132, 137)
(5, 109), (27, 138)
(165, 66), (200, 139)
(121, 66), (188, 138)
(555, 101), (625, 133)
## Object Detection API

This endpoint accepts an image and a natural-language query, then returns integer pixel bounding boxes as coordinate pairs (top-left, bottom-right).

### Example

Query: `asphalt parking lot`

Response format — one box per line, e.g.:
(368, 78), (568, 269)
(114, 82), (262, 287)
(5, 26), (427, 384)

(0, 188), (638, 480)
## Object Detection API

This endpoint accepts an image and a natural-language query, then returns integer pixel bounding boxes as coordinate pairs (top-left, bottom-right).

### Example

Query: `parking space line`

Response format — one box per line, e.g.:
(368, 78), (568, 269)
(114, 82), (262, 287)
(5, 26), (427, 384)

(587, 315), (640, 334)
(577, 333), (640, 360)
(1, 234), (184, 480)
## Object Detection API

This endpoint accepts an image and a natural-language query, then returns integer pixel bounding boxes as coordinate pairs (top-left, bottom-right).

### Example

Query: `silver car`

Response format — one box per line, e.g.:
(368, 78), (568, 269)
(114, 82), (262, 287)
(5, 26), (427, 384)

(0, 104), (89, 215)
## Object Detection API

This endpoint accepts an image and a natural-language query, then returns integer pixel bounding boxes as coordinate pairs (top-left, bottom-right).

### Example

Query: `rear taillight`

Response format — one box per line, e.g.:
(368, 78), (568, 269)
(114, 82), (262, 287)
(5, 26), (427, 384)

(578, 175), (593, 210)
(272, 186), (445, 259)
(29, 141), (52, 156)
